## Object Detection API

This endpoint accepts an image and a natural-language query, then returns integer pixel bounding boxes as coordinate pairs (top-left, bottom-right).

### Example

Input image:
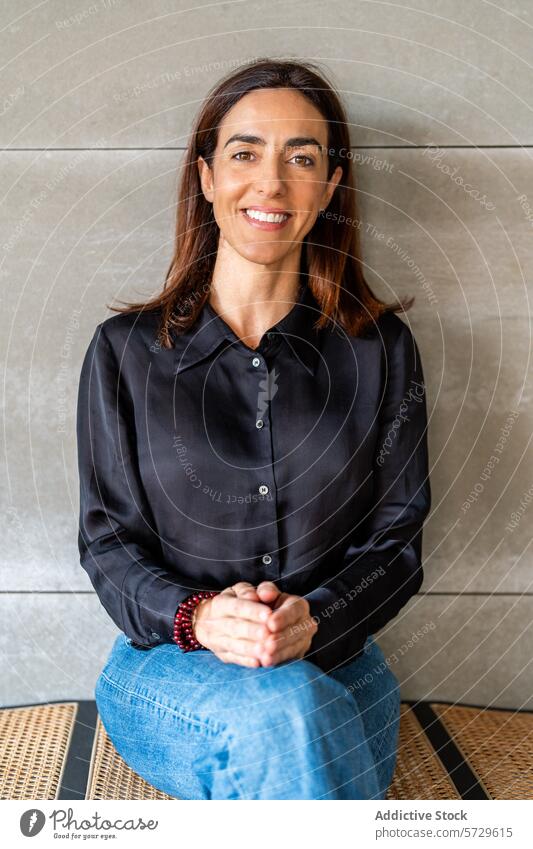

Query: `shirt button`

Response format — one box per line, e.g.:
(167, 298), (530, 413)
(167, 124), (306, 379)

(262, 554), (272, 565)
(259, 484), (269, 495)
(252, 357), (261, 367)
(256, 419), (264, 429)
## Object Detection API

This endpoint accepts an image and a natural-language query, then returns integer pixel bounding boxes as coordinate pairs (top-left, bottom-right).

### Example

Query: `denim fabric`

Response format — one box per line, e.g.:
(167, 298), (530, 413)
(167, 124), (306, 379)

(95, 632), (400, 800)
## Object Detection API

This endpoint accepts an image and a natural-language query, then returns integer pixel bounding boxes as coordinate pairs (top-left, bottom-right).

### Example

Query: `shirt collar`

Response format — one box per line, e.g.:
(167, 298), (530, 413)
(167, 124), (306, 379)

(172, 283), (322, 376)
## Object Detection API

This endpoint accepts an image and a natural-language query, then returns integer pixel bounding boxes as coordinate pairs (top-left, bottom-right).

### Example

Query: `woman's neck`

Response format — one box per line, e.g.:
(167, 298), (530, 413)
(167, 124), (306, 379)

(207, 247), (304, 350)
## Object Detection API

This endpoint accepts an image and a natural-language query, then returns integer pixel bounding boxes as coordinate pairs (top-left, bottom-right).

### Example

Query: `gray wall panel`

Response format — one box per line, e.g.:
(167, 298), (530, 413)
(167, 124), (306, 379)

(1, 1), (532, 148)
(1, 1), (532, 707)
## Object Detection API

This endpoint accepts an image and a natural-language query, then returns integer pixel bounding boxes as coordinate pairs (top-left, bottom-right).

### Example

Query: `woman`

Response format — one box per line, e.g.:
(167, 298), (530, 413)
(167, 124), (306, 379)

(76, 58), (431, 800)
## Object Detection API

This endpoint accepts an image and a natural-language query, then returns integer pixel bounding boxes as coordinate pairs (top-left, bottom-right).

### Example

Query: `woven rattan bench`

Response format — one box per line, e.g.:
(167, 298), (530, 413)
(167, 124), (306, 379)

(1, 700), (531, 800)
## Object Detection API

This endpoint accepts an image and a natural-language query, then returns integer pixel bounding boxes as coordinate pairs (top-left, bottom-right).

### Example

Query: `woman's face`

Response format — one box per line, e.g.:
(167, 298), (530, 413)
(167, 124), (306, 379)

(198, 87), (343, 267)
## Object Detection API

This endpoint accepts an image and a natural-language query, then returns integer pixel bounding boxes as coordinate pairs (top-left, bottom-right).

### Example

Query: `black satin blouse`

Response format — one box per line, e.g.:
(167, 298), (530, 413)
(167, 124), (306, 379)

(76, 282), (431, 673)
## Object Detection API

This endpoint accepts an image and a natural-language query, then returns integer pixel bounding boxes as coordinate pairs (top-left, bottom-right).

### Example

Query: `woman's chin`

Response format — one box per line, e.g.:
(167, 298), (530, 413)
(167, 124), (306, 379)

(233, 244), (297, 267)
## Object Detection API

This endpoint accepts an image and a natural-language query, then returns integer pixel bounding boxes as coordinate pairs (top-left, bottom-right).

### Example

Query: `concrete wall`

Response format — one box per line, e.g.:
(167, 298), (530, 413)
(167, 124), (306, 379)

(1, 0), (532, 708)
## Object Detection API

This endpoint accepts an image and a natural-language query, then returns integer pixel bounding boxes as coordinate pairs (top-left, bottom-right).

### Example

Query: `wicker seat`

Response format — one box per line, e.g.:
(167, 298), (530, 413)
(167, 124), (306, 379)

(1, 700), (531, 800)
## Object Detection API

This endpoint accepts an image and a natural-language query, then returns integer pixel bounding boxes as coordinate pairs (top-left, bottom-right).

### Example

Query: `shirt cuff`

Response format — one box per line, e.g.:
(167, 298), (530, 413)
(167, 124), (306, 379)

(304, 585), (369, 673)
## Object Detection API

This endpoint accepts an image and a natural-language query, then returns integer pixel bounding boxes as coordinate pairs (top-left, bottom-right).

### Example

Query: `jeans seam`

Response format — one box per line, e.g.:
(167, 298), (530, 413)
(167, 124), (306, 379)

(372, 696), (400, 766)
(98, 670), (226, 734)
(222, 730), (247, 799)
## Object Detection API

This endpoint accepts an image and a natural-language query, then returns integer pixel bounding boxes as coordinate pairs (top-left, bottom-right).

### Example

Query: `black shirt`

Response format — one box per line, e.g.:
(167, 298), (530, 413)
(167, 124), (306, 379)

(76, 282), (431, 673)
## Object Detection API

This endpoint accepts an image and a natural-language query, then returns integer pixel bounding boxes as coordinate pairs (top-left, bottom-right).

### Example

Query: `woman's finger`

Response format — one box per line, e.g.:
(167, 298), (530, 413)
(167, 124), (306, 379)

(224, 634), (263, 658)
(267, 595), (308, 631)
(211, 631), (263, 659)
(219, 586), (237, 597)
(232, 582), (261, 600)
(219, 617), (269, 642)
(259, 617), (318, 664)
(260, 632), (313, 666)
(218, 650), (260, 668)
(215, 594), (272, 624)
(255, 581), (282, 604)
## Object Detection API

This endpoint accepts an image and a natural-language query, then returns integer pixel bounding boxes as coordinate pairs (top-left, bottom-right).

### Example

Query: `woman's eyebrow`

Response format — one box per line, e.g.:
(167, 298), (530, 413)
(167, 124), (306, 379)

(223, 133), (324, 150)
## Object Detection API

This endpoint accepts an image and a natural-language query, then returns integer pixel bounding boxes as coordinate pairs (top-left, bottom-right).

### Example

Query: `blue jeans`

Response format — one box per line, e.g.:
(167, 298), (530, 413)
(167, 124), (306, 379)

(95, 632), (400, 800)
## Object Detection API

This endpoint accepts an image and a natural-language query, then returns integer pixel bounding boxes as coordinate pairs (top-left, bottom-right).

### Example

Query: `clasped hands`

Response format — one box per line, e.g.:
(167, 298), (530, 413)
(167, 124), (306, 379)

(192, 580), (318, 667)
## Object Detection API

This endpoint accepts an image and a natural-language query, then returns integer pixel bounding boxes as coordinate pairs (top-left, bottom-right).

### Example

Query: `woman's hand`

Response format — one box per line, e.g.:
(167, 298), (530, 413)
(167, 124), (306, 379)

(255, 581), (318, 666)
(192, 582), (275, 667)
(193, 580), (318, 667)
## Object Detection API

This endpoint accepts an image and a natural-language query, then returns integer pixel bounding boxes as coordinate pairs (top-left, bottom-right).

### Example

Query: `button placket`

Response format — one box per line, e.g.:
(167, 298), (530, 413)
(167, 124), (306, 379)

(251, 353), (280, 580)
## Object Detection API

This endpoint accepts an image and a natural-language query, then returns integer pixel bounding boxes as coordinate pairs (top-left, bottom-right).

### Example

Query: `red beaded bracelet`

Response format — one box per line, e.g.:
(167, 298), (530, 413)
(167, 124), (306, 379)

(172, 591), (220, 651)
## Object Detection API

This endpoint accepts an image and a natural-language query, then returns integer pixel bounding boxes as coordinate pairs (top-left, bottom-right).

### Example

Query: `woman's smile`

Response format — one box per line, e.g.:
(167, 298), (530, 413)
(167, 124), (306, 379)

(240, 205), (293, 230)
(196, 87), (344, 267)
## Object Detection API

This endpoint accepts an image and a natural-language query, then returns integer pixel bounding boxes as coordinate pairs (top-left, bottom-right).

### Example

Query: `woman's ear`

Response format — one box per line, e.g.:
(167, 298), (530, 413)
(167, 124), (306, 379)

(197, 155), (214, 203)
(321, 164), (343, 211)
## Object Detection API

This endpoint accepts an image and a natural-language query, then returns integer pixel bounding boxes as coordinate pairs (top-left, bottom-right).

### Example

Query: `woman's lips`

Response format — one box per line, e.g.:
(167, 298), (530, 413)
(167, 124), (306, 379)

(240, 208), (292, 231)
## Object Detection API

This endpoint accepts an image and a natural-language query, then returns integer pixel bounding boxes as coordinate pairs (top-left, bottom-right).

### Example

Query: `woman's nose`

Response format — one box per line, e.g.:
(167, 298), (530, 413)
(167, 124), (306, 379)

(254, 157), (285, 195)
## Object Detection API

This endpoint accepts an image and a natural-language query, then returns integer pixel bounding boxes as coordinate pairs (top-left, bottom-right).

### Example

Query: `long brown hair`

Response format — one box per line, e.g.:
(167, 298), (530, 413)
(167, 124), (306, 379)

(107, 57), (413, 348)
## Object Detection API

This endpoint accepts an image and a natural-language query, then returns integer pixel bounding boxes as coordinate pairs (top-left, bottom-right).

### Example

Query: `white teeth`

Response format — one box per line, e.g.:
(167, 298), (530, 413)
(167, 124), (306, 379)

(245, 209), (289, 223)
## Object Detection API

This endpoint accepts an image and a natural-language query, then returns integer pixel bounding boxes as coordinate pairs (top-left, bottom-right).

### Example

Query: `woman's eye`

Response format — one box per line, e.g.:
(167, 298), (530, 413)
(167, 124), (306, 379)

(290, 154), (315, 167)
(231, 151), (314, 166)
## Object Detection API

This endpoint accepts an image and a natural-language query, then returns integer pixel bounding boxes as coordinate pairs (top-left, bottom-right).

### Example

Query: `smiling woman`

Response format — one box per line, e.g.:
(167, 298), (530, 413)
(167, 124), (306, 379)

(105, 58), (413, 344)
(196, 87), (344, 295)
(78, 58), (431, 801)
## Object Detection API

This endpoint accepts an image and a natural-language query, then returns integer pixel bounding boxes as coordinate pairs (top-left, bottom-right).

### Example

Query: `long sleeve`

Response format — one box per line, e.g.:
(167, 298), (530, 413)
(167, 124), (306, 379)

(304, 320), (432, 673)
(76, 324), (210, 647)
